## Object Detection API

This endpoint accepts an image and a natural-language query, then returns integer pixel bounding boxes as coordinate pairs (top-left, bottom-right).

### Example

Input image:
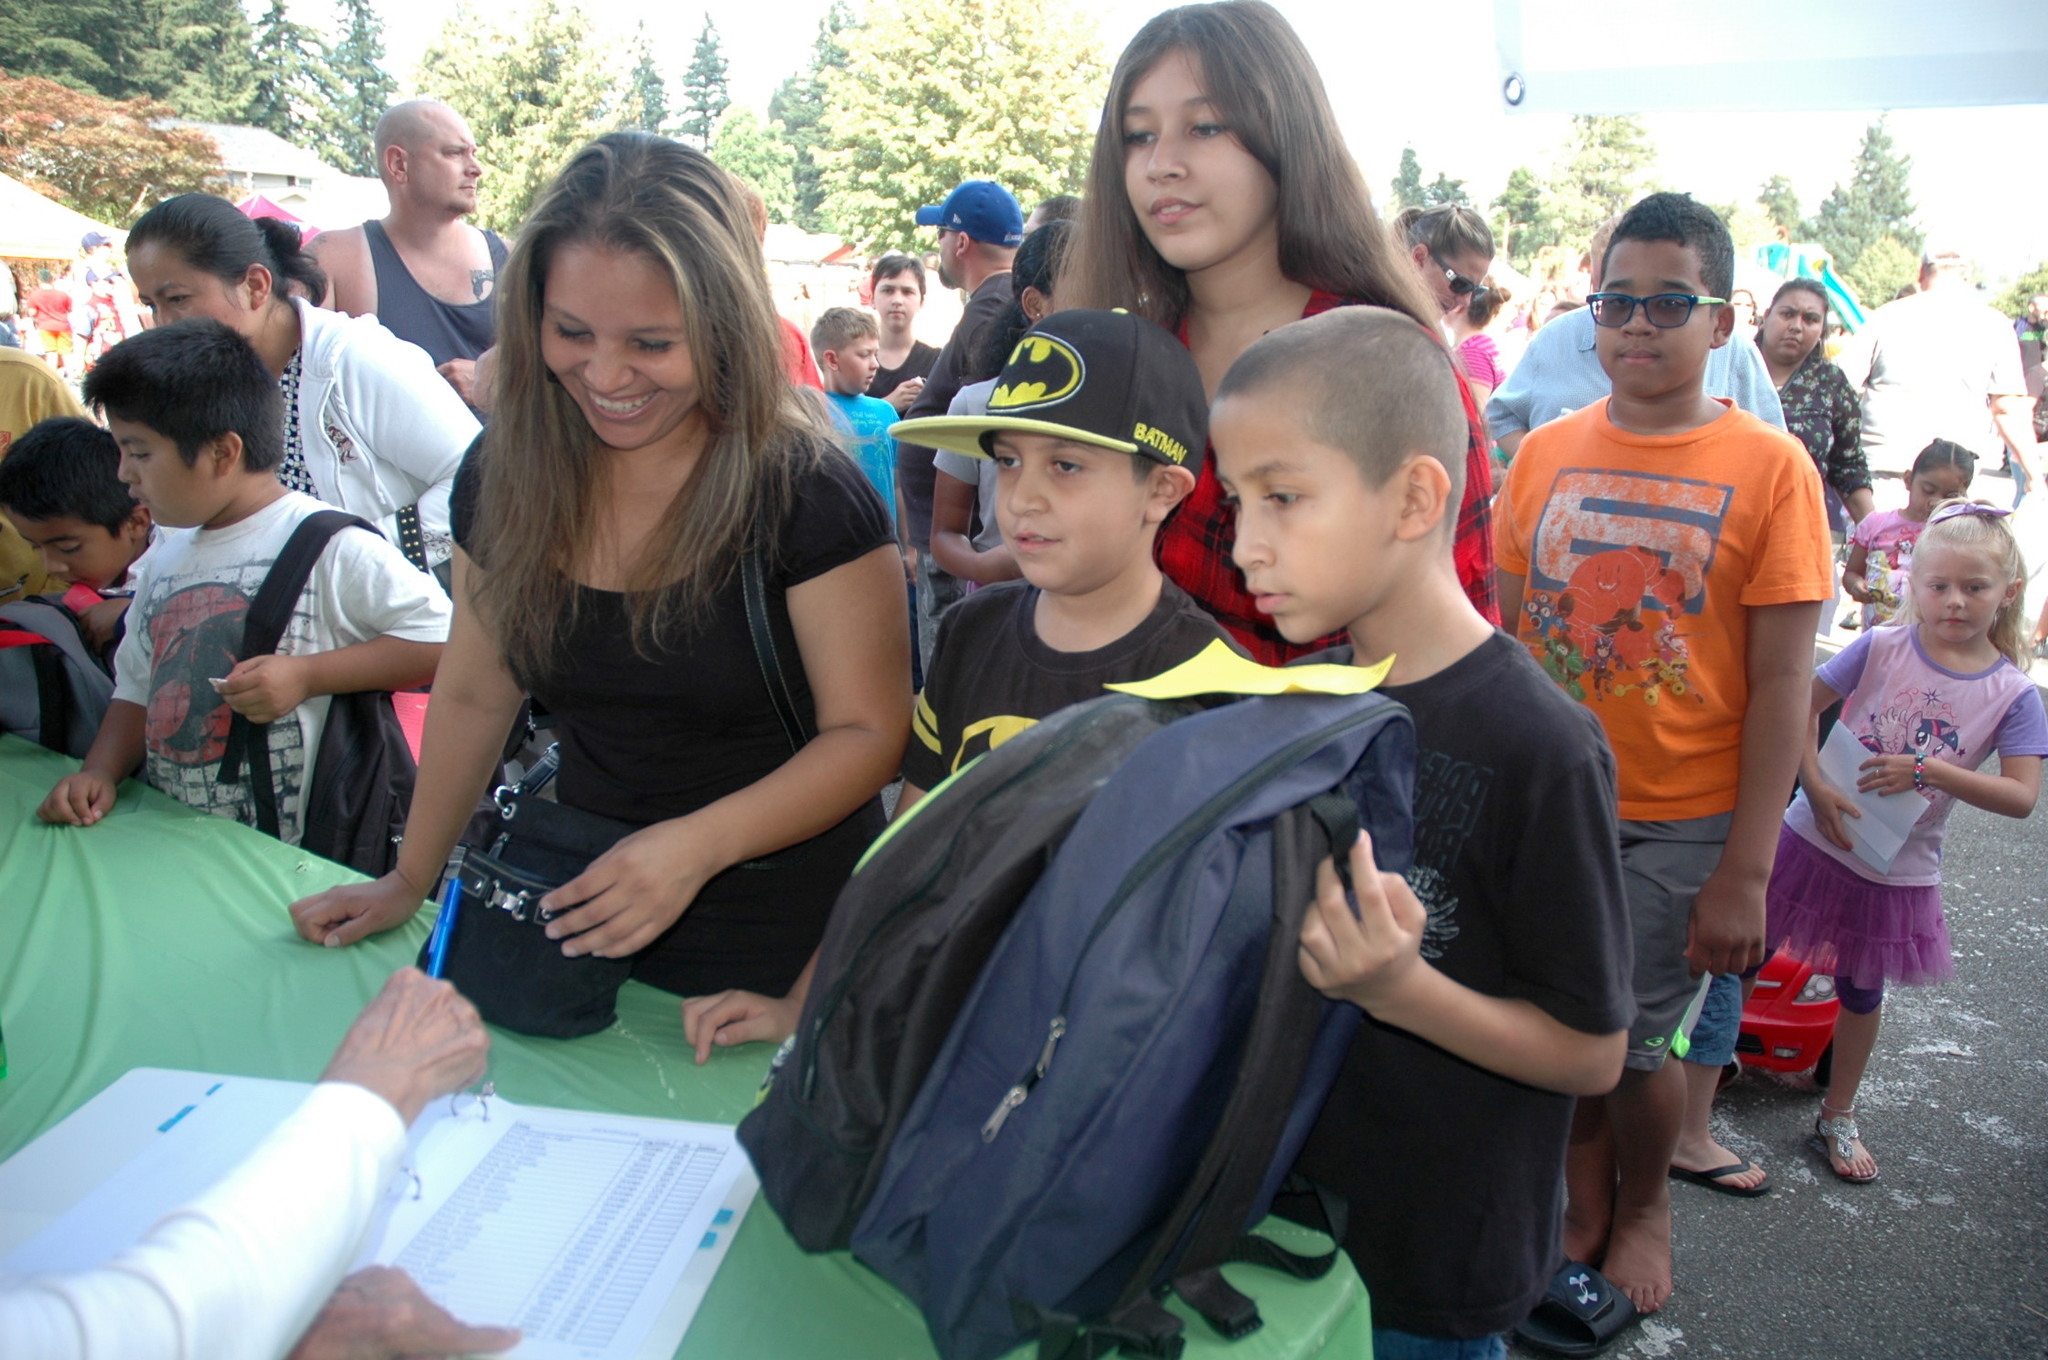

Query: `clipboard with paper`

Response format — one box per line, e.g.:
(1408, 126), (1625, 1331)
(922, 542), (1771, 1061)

(1814, 724), (1926, 874)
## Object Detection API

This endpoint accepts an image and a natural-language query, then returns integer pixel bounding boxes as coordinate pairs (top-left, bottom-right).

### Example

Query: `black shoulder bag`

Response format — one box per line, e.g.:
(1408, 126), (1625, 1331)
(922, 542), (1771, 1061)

(219, 511), (416, 877)
(420, 553), (814, 1038)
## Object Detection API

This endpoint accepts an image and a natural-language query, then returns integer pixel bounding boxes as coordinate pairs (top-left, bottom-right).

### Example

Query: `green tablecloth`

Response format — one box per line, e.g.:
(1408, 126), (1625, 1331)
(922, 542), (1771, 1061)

(0, 736), (1372, 1358)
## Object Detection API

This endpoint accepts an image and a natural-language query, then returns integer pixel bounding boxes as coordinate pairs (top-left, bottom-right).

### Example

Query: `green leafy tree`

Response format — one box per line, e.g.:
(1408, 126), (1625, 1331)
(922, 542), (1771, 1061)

(1757, 174), (1800, 238)
(247, 0), (336, 147)
(129, 0), (257, 121)
(1389, 146), (1423, 211)
(1998, 261), (2048, 318)
(0, 72), (224, 223)
(816, 0), (1106, 252)
(1547, 114), (1656, 252)
(677, 15), (730, 150)
(1840, 235), (1921, 310)
(1808, 119), (1921, 280)
(768, 1), (854, 231)
(710, 106), (796, 223)
(317, 0), (398, 176)
(0, 0), (131, 97)
(1422, 172), (1469, 208)
(1492, 164), (1560, 271)
(624, 23), (667, 134)
(418, 0), (623, 231)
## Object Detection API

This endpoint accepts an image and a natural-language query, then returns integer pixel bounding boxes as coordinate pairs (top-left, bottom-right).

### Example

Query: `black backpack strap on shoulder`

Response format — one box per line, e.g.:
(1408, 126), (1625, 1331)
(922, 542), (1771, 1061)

(219, 511), (372, 836)
(742, 551), (813, 758)
(1227, 1174), (1347, 1278)
(1026, 1299), (1185, 1360)
(1101, 788), (1358, 1343)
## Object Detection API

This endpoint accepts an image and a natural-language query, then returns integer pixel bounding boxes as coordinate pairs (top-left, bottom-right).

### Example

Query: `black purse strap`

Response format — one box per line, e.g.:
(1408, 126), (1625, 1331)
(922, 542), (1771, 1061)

(219, 510), (374, 837)
(742, 551), (812, 758)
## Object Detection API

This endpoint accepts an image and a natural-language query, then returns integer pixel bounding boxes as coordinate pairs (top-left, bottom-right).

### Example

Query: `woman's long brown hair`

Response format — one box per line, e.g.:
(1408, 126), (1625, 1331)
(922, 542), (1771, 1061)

(1059, 0), (1437, 334)
(472, 132), (829, 685)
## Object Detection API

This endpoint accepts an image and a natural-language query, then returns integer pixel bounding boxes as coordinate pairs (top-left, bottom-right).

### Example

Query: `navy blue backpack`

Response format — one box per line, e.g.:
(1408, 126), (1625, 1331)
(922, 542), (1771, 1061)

(847, 689), (1415, 1360)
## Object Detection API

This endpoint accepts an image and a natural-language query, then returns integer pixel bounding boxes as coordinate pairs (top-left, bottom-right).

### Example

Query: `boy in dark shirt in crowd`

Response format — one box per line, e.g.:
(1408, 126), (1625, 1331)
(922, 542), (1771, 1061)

(0, 417), (156, 650)
(1210, 306), (1632, 1358)
(682, 308), (1230, 1057)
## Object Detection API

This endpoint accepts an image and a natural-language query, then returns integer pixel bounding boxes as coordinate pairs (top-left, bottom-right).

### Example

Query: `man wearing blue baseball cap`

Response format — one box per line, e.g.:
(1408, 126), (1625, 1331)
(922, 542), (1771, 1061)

(898, 180), (1024, 669)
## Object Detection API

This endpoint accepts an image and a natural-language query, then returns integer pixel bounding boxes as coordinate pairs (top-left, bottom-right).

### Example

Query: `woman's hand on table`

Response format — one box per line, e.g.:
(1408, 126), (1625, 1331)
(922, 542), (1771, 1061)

(540, 817), (724, 959)
(682, 989), (799, 1064)
(39, 771), (117, 825)
(320, 968), (490, 1127)
(287, 1264), (517, 1360)
(292, 872), (431, 948)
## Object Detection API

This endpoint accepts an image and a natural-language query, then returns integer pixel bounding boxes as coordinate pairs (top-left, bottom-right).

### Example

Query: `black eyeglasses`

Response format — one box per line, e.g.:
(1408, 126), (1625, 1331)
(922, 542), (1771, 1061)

(1587, 292), (1727, 329)
(1433, 255), (1487, 297)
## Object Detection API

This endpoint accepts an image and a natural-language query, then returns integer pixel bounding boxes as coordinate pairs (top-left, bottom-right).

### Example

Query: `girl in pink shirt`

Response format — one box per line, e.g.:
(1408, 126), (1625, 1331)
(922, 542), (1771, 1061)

(1844, 438), (1972, 626)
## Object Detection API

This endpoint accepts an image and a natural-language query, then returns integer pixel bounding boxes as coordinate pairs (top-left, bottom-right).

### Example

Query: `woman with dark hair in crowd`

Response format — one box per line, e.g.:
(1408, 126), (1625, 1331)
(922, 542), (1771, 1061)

(289, 133), (909, 1012)
(1450, 274), (1513, 411)
(1395, 204), (1498, 324)
(1058, 0), (1497, 663)
(123, 193), (477, 572)
(1758, 277), (1874, 532)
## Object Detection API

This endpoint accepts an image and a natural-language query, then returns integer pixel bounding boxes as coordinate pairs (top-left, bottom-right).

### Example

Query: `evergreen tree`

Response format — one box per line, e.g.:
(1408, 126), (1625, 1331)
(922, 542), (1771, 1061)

(129, 0), (256, 121)
(1998, 261), (2048, 318)
(1757, 174), (1801, 238)
(624, 23), (667, 134)
(1548, 114), (1656, 250)
(1492, 164), (1560, 271)
(419, 0), (624, 230)
(677, 15), (730, 150)
(769, 1), (853, 232)
(1840, 235), (1920, 310)
(318, 0), (398, 175)
(1422, 172), (1470, 208)
(248, 0), (336, 146)
(816, 0), (1105, 251)
(1809, 119), (1922, 280)
(0, 0), (129, 97)
(710, 107), (796, 223)
(1389, 146), (1424, 211)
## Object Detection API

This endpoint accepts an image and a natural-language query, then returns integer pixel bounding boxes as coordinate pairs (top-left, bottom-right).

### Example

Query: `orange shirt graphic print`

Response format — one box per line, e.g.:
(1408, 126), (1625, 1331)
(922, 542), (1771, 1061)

(1517, 469), (1733, 705)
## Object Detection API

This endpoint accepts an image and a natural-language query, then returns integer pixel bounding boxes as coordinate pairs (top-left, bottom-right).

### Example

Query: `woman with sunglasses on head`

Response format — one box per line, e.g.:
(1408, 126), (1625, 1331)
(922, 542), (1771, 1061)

(1395, 204), (1497, 327)
(1057, 0), (1499, 664)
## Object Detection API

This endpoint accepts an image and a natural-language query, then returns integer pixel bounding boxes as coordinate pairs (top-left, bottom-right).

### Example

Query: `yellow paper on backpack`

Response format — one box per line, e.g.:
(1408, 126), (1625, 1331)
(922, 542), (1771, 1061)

(1105, 639), (1394, 700)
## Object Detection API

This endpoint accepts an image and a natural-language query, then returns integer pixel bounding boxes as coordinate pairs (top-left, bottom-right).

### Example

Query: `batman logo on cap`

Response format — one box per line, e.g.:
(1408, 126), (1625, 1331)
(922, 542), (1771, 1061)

(989, 335), (1084, 411)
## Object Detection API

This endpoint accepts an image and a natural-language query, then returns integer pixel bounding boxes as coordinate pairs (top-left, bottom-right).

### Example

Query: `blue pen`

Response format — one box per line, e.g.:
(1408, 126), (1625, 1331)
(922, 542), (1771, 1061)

(425, 868), (462, 979)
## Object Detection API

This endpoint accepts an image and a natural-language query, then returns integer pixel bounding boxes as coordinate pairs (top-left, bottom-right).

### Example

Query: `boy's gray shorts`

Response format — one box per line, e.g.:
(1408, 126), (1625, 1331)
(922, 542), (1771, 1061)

(1619, 813), (1731, 1072)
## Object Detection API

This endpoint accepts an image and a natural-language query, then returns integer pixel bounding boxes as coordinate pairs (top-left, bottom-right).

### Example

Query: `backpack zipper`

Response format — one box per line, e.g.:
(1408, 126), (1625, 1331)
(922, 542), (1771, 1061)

(800, 699), (1149, 1100)
(977, 704), (1384, 1141)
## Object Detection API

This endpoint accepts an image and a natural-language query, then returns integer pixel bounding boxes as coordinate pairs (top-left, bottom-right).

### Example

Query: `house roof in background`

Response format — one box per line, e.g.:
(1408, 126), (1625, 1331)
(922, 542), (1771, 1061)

(167, 121), (338, 182)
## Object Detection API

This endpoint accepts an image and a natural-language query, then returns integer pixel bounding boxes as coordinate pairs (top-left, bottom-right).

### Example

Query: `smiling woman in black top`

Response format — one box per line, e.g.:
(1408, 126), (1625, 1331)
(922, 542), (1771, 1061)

(290, 133), (910, 1003)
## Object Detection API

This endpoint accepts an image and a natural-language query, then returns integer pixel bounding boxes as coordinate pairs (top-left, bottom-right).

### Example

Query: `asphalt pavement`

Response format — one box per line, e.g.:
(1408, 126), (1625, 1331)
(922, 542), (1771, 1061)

(1511, 763), (2048, 1360)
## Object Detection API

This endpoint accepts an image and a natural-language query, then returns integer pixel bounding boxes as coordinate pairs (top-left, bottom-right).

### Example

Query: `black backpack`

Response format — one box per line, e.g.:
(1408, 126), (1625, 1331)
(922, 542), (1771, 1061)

(0, 592), (115, 758)
(218, 511), (417, 876)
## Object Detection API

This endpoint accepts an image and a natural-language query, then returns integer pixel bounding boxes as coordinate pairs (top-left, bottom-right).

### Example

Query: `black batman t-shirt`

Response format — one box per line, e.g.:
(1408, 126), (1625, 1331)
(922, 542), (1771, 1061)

(902, 578), (1230, 791)
(1289, 631), (1633, 1339)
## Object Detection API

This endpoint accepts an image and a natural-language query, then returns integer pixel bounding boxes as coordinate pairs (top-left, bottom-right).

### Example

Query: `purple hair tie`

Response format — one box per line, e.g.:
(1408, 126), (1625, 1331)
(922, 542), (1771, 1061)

(1927, 500), (2013, 527)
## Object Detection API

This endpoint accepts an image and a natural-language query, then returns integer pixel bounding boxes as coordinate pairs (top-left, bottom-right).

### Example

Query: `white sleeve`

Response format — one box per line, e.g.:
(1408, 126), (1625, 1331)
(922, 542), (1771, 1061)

(1835, 321), (1877, 391)
(108, 551), (160, 707)
(320, 526), (454, 649)
(339, 326), (479, 561)
(0, 1082), (406, 1360)
(1987, 315), (2027, 397)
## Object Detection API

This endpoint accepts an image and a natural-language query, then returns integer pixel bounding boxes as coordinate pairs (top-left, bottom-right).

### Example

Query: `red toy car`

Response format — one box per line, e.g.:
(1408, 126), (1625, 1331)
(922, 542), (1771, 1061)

(1737, 949), (1841, 1085)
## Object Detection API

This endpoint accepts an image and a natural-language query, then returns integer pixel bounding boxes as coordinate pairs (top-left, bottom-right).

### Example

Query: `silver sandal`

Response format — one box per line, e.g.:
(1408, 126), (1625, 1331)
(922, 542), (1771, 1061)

(1811, 1104), (1879, 1183)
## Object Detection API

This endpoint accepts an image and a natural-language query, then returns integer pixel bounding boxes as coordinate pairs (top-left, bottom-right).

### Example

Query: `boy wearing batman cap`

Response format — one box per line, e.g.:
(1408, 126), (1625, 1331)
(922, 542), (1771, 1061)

(680, 309), (1235, 1062)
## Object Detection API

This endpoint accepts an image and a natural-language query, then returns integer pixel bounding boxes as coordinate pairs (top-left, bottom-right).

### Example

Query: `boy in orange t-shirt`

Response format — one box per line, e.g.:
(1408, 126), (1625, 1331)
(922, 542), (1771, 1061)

(1496, 194), (1830, 1326)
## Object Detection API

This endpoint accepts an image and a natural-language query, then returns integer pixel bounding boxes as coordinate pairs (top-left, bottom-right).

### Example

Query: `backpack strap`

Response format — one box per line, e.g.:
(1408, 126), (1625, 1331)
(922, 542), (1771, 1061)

(742, 551), (812, 758)
(219, 511), (374, 837)
(0, 598), (116, 753)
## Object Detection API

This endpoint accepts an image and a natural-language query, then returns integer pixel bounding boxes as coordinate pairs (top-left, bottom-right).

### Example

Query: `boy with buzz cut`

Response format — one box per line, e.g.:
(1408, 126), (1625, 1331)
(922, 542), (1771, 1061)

(813, 306), (908, 539)
(0, 416), (157, 651)
(679, 309), (1233, 1060)
(1494, 193), (1832, 1321)
(39, 319), (451, 844)
(1211, 306), (1632, 1359)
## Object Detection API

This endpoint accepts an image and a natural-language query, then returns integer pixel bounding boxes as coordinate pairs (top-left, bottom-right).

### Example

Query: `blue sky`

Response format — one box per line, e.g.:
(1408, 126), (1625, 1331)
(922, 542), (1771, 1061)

(326, 0), (2048, 280)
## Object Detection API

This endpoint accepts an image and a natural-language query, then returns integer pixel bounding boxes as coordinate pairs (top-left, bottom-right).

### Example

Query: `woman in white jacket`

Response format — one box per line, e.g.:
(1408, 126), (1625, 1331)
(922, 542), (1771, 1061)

(123, 194), (478, 572)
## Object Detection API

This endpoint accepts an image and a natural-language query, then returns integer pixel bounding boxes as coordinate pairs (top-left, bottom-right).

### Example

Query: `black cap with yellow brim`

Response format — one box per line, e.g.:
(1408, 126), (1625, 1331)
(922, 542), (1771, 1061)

(890, 309), (1207, 473)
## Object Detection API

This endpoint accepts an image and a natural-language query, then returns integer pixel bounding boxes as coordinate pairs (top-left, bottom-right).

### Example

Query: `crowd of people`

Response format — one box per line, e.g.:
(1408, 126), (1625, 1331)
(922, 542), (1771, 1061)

(3, 3), (2045, 1358)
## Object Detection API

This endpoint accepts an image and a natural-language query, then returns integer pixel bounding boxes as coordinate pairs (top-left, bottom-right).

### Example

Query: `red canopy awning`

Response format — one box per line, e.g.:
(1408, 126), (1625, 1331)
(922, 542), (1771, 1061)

(236, 194), (319, 242)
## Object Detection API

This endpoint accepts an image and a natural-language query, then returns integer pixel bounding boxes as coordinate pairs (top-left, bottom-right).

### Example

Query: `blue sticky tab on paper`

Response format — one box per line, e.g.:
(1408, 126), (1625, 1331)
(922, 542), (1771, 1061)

(158, 1104), (196, 1132)
(699, 1231), (719, 1249)
(205, 1083), (223, 1096)
(712, 1208), (733, 1226)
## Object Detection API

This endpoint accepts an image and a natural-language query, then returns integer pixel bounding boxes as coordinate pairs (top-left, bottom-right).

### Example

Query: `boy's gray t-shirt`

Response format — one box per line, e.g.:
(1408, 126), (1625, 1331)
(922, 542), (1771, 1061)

(932, 378), (1003, 553)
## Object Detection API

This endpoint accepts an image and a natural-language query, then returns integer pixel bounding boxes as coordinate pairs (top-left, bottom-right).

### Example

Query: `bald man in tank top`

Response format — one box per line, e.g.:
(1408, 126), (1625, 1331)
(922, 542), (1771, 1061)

(311, 100), (508, 411)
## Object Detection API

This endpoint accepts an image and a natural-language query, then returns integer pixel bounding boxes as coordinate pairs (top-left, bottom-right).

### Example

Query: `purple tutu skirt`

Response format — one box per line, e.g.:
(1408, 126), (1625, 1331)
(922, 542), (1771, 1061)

(1765, 825), (1954, 991)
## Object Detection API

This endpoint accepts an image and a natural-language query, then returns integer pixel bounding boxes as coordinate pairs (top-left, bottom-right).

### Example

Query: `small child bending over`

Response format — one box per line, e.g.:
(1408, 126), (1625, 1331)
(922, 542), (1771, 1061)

(38, 320), (450, 843)
(1770, 499), (2043, 1181)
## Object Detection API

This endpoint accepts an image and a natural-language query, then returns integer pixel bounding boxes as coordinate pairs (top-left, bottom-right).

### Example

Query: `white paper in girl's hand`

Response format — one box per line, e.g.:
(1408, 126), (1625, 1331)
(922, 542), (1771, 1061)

(1816, 723), (1924, 874)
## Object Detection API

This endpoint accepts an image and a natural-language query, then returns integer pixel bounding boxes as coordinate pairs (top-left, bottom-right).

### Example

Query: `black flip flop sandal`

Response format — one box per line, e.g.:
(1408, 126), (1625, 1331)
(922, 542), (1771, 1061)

(1513, 1261), (1641, 1358)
